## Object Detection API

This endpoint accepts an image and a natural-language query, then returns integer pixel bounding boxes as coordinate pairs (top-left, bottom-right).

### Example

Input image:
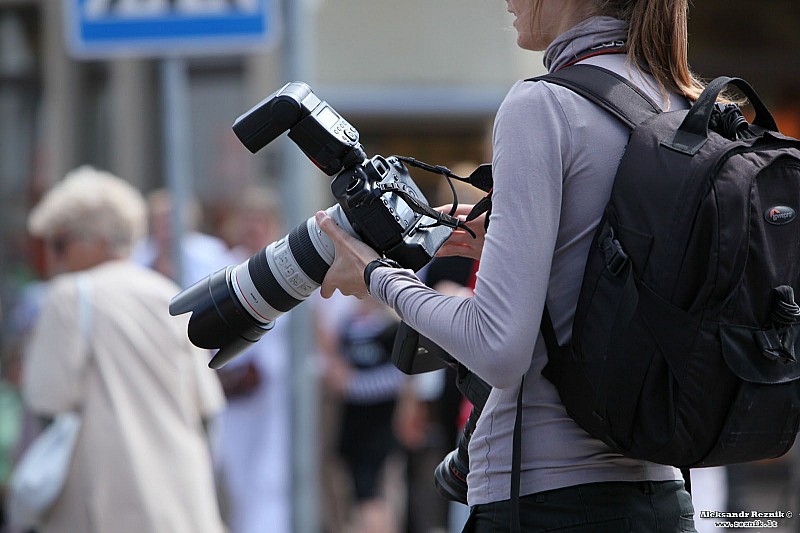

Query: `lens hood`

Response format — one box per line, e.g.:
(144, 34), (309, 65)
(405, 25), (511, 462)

(169, 267), (273, 369)
(434, 450), (469, 505)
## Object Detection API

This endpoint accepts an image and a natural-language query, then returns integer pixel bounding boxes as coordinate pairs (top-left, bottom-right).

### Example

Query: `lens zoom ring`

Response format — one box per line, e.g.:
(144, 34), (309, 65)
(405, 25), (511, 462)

(248, 249), (302, 313)
(288, 224), (329, 285)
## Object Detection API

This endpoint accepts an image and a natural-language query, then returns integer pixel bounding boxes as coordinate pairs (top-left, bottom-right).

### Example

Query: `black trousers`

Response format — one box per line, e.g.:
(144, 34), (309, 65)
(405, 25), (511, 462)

(463, 480), (696, 532)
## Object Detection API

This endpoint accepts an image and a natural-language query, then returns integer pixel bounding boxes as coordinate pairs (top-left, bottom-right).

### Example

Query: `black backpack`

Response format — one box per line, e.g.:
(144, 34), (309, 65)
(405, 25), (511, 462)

(535, 65), (800, 469)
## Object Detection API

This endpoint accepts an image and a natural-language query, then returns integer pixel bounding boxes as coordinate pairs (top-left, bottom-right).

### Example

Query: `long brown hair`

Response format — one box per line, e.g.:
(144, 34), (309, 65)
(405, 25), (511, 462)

(594, 0), (705, 101)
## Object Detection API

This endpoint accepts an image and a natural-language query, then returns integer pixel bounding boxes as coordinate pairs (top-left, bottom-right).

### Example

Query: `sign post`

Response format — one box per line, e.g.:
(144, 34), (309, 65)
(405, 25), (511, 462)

(282, 1), (320, 530)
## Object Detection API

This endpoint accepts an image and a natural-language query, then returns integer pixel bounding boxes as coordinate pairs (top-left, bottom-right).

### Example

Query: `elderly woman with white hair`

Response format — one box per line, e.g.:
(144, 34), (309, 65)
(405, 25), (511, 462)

(21, 166), (226, 533)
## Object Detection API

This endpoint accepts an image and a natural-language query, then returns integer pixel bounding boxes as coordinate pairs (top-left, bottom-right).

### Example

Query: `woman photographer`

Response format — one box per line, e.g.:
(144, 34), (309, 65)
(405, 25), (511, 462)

(316, 1), (698, 531)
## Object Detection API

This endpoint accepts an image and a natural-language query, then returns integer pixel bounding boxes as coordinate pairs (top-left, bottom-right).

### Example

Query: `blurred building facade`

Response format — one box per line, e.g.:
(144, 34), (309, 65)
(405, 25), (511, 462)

(2, 0), (798, 287)
(0, 0), (539, 299)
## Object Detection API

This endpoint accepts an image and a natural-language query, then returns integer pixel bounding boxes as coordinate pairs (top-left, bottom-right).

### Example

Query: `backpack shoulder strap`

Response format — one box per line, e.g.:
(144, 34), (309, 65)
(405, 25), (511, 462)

(529, 64), (662, 130)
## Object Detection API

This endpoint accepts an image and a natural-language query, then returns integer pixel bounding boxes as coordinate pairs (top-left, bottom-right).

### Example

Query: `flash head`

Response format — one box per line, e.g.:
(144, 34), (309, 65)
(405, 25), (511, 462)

(232, 81), (365, 175)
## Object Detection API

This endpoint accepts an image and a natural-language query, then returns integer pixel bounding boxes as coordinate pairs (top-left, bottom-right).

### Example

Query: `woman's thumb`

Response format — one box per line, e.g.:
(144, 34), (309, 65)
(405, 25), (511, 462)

(316, 211), (344, 240)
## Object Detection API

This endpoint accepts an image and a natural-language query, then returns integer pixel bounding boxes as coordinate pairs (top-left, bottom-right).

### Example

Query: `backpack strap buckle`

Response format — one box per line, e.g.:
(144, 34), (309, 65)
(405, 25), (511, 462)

(606, 246), (629, 277)
(756, 327), (799, 364)
(758, 286), (800, 364)
(599, 225), (630, 276)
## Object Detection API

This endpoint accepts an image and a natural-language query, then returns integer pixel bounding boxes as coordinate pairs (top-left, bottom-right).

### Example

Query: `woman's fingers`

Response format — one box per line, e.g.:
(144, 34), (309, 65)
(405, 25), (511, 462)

(436, 242), (481, 260)
(432, 206), (487, 260)
(435, 204), (476, 217)
(316, 210), (349, 243)
(315, 211), (379, 299)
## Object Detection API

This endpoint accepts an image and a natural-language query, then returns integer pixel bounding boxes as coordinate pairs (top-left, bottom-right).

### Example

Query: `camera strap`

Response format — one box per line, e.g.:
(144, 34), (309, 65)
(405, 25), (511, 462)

(374, 181), (477, 238)
(394, 156), (495, 234)
(395, 157), (493, 192)
(510, 376), (524, 533)
(466, 193), (493, 231)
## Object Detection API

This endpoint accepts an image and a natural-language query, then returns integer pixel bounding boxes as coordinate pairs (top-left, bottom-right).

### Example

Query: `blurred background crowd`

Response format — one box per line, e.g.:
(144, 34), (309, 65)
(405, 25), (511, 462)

(1, 1), (800, 532)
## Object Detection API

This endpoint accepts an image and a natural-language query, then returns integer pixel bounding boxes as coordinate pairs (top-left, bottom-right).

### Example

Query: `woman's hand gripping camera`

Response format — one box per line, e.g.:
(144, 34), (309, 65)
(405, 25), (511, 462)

(315, 204), (486, 300)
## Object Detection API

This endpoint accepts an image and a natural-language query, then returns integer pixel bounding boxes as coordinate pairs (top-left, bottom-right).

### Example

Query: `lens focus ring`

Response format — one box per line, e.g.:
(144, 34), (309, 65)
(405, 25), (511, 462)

(248, 247), (302, 313)
(288, 224), (329, 285)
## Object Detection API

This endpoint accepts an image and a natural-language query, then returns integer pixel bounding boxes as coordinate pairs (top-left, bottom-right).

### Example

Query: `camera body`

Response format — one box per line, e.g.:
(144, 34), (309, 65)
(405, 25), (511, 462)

(170, 82), (451, 368)
(391, 320), (491, 504)
(331, 155), (450, 269)
(233, 81), (450, 271)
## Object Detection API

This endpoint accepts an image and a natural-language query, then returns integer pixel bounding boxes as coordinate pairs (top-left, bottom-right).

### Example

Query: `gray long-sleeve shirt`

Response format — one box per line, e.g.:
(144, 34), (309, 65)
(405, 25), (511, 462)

(371, 17), (685, 505)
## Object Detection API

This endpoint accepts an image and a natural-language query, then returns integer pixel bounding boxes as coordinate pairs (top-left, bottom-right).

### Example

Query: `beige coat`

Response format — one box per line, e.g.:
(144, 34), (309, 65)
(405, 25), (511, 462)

(23, 260), (226, 533)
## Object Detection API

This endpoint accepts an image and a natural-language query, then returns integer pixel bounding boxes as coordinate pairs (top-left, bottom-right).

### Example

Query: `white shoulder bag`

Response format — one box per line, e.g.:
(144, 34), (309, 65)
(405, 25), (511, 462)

(5, 275), (92, 528)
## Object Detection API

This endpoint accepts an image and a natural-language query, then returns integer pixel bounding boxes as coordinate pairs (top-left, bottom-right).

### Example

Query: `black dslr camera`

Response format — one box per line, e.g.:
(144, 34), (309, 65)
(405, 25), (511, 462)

(169, 82), (455, 369)
(392, 321), (492, 505)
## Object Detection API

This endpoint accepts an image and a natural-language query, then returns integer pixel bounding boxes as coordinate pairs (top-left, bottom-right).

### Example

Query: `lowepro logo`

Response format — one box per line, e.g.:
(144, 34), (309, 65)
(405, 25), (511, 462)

(765, 205), (797, 225)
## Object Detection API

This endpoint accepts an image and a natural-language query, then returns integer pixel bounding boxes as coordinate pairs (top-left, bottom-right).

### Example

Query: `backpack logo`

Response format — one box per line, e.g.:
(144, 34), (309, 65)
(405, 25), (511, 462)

(765, 206), (796, 225)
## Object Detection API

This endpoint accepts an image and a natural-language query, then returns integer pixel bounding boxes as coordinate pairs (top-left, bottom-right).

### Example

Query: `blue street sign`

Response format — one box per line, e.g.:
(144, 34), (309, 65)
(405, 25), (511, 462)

(64, 0), (279, 59)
